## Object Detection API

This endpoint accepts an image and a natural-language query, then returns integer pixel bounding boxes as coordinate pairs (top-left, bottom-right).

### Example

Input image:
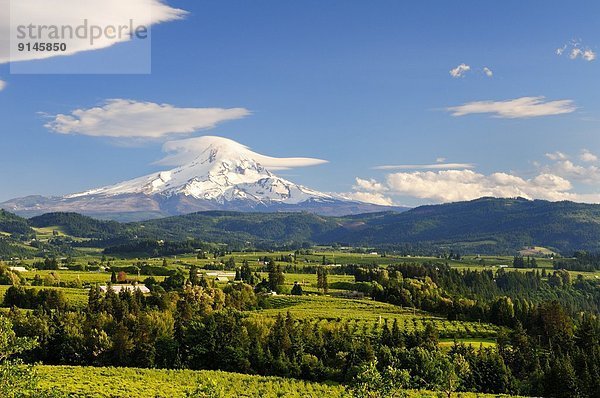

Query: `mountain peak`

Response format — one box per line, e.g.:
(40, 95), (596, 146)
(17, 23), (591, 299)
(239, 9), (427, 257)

(2, 136), (401, 220)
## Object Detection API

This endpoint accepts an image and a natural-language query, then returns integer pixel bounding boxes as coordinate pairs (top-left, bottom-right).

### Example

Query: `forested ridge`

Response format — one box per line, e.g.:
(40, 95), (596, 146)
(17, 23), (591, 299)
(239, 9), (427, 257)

(4, 197), (600, 255)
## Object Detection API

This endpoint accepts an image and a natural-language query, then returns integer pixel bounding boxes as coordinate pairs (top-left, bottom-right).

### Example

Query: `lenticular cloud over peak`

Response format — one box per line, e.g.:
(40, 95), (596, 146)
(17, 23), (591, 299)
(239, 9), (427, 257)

(158, 136), (329, 170)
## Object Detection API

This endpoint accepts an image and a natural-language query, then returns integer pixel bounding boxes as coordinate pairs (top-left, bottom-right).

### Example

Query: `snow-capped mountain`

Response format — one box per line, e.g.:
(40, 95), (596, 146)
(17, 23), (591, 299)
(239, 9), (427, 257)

(66, 136), (333, 204)
(1, 136), (403, 221)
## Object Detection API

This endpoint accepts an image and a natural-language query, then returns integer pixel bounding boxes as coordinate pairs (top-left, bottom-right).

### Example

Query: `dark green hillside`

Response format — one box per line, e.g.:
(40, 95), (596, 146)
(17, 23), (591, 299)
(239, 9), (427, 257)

(29, 212), (125, 239)
(0, 209), (33, 235)
(129, 211), (343, 247)
(8, 198), (600, 254)
(322, 197), (600, 253)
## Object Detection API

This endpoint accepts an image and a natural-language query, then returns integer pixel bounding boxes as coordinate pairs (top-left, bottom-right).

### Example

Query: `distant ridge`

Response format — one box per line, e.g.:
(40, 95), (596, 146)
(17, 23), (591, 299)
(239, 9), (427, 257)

(4, 197), (600, 254)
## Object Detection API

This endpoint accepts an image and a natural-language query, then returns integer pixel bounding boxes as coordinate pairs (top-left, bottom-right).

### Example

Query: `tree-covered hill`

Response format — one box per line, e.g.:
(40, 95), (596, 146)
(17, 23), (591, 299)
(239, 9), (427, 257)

(4, 197), (600, 254)
(0, 209), (33, 236)
(29, 212), (125, 239)
(130, 198), (600, 253)
(129, 211), (344, 247)
(320, 197), (600, 253)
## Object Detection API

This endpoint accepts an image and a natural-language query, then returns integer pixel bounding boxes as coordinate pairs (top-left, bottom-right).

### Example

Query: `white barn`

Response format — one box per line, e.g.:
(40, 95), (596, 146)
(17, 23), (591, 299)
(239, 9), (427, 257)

(99, 285), (150, 294)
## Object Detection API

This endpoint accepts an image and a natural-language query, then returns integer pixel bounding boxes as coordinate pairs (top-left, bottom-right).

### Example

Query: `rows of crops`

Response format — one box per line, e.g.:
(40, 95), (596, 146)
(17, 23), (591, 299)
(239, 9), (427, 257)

(37, 365), (347, 398)
(36, 365), (521, 398)
(257, 296), (498, 339)
(0, 285), (89, 308)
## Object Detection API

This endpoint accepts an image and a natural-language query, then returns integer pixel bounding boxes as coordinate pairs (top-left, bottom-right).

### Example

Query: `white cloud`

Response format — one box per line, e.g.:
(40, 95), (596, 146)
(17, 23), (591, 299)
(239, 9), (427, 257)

(583, 49), (597, 61)
(0, 80), (5, 91)
(0, 0), (187, 64)
(556, 40), (596, 62)
(353, 178), (387, 192)
(374, 163), (475, 171)
(436, 157), (446, 163)
(158, 136), (328, 170)
(580, 149), (598, 163)
(570, 48), (583, 59)
(349, 150), (600, 205)
(483, 67), (493, 77)
(382, 169), (596, 203)
(539, 150), (600, 183)
(545, 151), (568, 161)
(337, 178), (394, 206)
(45, 99), (250, 140)
(447, 96), (576, 119)
(449, 63), (471, 78)
(544, 159), (600, 184)
(341, 191), (394, 206)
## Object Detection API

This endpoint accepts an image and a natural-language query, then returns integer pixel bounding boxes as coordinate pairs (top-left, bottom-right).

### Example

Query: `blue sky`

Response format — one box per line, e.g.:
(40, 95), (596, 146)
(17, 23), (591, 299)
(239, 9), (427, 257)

(1, 0), (600, 205)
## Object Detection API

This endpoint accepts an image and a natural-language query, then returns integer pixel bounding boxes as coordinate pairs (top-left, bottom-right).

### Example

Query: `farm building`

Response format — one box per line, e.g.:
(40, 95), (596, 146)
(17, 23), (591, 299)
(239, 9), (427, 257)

(205, 272), (236, 278)
(9, 266), (28, 273)
(99, 285), (150, 294)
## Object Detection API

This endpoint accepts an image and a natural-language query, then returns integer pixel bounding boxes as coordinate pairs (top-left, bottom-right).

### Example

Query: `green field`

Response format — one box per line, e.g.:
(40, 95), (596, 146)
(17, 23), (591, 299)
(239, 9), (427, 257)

(35, 365), (521, 398)
(256, 295), (498, 339)
(19, 269), (155, 285)
(0, 285), (89, 308)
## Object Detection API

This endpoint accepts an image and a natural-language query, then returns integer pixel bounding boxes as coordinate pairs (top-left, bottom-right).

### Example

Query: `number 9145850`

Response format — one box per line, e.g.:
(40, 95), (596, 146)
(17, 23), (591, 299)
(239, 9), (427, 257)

(17, 42), (67, 52)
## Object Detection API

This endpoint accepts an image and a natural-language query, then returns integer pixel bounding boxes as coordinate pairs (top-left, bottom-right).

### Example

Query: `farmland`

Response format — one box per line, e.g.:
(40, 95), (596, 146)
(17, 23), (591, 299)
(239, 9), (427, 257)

(1, 245), (598, 398)
(256, 295), (498, 339)
(36, 365), (523, 398)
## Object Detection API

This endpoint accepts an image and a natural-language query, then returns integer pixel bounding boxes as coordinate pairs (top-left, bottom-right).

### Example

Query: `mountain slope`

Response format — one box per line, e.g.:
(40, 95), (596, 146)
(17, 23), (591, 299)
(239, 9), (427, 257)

(1, 137), (403, 220)
(319, 197), (600, 253)
(3, 198), (599, 254)
(118, 197), (600, 253)
(38, 197), (599, 254)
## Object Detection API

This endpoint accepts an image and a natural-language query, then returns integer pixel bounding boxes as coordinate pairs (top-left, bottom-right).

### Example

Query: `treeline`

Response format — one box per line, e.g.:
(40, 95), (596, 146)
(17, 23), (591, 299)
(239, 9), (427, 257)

(351, 262), (600, 397)
(3, 286), (68, 311)
(354, 262), (600, 321)
(103, 239), (223, 257)
(554, 251), (600, 272)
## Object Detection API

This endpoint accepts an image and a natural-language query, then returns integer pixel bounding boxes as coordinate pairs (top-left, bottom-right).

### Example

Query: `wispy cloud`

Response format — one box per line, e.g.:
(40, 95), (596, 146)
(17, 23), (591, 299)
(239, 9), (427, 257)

(545, 151), (568, 161)
(0, 0), (187, 64)
(340, 191), (394, 206)
(374, 163), (475, 171)
(542, 150), (600, 184)
(483, 67), (493, 77)
(44, 99), (250, 140)
(0, 80), (5, 91)
(447, 96), (576, 119)
(556, 40), (596, 62)
(449, 63), (471, 78)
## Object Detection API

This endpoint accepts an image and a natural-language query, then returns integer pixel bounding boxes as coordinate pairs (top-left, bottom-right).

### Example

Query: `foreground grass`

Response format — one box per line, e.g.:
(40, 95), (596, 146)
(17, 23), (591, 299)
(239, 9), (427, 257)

(36, 365), (521, 398)
(37, 365), (346, 398)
